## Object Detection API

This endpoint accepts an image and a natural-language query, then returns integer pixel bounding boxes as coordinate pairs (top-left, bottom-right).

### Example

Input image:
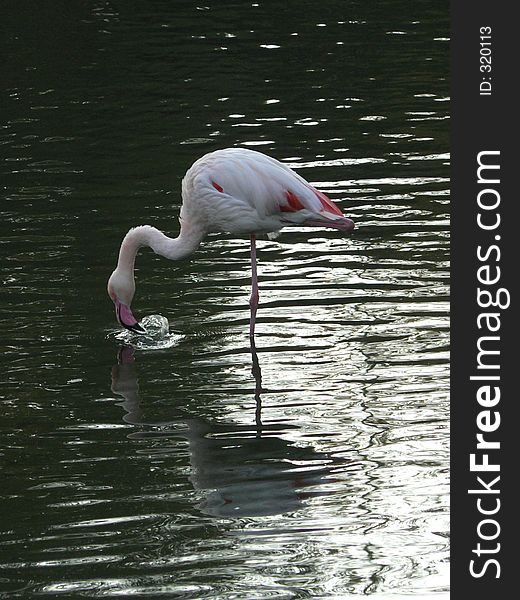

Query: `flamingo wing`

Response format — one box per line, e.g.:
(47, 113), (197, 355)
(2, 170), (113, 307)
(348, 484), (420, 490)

(182, 148), (354, 233)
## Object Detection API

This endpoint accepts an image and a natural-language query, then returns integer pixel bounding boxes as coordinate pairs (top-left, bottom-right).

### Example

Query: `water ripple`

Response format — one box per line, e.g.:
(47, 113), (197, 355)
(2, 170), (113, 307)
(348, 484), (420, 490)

(1, 1), (449, 597)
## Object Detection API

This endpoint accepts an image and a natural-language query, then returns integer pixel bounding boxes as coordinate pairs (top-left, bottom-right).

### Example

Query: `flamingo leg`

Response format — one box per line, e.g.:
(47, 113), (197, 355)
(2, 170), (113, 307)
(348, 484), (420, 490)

(249, 234), (259, 338)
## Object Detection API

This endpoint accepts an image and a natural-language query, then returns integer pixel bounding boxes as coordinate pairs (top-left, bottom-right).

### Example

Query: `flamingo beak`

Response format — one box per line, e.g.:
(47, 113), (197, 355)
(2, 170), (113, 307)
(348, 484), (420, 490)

(114, 298), (146, 335)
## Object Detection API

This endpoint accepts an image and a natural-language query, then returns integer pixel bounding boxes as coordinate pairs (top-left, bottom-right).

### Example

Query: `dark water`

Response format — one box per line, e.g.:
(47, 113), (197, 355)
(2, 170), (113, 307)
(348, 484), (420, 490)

(1, 1), (449, 597)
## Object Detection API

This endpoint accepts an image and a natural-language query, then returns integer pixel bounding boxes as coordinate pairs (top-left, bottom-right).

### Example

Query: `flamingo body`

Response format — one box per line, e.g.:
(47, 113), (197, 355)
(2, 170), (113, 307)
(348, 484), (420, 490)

(107, 148), (354, 336)
(180, 148), (348, 235)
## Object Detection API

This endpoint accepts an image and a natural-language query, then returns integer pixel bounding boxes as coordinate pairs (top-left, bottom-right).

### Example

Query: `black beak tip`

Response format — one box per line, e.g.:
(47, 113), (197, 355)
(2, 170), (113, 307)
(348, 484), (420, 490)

(125, 321), (147, 335)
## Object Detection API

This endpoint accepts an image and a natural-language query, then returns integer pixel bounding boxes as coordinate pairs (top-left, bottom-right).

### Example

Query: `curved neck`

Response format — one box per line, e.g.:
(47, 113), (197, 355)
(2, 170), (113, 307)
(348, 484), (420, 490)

(116, 223), (205, 276)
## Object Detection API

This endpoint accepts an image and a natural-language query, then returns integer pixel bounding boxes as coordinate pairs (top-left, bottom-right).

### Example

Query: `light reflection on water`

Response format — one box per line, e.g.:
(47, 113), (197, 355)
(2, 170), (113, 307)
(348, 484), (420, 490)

(0, 1), (449, 597)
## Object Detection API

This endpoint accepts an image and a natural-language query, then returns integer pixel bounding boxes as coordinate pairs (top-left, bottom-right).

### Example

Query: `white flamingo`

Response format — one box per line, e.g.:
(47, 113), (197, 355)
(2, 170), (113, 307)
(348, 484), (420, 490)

(107, 147), (355, 337)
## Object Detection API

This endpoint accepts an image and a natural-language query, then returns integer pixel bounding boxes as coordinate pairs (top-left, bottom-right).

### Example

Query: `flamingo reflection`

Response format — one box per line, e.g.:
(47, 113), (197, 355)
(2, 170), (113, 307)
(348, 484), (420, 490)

(110, 345), (340, 517)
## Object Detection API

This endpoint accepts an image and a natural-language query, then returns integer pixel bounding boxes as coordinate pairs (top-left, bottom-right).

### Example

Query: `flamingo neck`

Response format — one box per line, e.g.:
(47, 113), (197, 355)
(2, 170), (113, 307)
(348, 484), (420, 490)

(116, 222), (205, 277)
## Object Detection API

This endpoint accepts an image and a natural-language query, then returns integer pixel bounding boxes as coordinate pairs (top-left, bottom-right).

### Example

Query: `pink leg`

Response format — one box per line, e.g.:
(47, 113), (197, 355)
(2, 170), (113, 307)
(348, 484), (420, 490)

(249, 234), (259, 337)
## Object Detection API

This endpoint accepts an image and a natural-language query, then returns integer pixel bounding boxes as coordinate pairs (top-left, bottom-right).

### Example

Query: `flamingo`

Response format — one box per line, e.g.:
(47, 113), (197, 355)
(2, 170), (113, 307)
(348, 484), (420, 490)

(107, 147), (355, 337)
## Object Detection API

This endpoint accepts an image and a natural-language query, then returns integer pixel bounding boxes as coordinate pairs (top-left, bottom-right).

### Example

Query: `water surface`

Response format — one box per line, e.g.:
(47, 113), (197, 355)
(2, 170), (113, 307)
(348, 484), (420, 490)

(1, 2), (449, 597)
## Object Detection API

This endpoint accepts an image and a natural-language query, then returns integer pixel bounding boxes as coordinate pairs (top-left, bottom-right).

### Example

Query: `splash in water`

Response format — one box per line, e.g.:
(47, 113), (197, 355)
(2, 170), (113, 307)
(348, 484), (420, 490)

(112, 315), (183, 350)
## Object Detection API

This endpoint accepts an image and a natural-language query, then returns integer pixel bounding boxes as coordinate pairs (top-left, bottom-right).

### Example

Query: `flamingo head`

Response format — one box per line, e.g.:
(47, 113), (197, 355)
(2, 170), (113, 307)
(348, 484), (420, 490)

(107, 269), (146, 334)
